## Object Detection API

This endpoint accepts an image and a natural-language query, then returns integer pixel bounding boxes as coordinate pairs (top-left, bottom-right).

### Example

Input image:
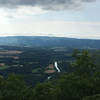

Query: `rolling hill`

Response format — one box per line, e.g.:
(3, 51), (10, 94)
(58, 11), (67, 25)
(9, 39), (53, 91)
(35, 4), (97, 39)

(0, 36), (100, 49)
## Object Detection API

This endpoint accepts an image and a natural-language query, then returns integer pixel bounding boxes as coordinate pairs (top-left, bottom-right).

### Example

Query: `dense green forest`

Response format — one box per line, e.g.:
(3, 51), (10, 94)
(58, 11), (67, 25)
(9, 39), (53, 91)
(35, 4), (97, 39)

(0, 49), (100, 100)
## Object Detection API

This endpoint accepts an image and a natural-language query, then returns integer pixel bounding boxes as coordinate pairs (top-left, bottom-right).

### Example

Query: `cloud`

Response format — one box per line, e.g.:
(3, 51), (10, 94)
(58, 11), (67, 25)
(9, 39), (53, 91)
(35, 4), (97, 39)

(0, 0), (96, 10)
(0, 20), (100, 39)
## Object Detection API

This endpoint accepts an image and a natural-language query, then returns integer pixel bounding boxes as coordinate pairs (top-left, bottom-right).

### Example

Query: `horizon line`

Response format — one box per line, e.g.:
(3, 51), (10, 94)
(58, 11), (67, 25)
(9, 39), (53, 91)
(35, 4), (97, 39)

(0, 35), (100, 40)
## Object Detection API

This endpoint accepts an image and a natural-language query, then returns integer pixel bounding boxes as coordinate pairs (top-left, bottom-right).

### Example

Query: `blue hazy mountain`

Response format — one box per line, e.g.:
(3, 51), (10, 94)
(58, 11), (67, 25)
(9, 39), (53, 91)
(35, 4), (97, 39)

(0, 36), (100, 49)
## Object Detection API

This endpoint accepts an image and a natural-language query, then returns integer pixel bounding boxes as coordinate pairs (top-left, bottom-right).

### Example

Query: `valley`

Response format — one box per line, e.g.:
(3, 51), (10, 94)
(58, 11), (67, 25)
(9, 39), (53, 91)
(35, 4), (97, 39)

(0, 45), (73, 85)
(0, 37), (100, 100)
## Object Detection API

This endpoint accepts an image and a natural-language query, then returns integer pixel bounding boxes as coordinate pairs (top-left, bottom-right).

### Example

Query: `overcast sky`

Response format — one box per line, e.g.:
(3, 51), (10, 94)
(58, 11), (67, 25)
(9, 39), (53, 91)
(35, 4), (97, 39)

(0, 0), (100, 39)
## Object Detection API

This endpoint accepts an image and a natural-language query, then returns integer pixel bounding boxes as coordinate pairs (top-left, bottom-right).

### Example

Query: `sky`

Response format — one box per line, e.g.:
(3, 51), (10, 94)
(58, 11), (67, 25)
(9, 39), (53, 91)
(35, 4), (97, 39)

(0, 0), (100, 39)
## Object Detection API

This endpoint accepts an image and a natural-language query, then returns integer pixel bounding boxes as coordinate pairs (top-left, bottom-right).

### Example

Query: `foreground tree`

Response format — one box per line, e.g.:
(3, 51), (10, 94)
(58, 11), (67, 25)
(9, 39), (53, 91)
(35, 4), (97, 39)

(0, 74), (34, 100)
(82, 94), (100, 100)
(72, 50), (96, 77)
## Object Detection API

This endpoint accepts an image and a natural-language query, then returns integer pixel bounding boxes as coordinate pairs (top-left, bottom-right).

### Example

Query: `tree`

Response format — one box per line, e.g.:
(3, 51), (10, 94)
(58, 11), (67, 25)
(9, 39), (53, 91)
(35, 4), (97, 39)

(0, 73), (33, 100)
(72, 50), (96, 77)
(34, 82), (55, 100)
(82, 94), (100, 100)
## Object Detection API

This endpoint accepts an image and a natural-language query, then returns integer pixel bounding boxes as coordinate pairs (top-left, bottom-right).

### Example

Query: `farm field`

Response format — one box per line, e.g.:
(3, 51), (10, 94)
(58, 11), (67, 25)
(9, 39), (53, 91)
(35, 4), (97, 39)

(0, 46), (73, 85)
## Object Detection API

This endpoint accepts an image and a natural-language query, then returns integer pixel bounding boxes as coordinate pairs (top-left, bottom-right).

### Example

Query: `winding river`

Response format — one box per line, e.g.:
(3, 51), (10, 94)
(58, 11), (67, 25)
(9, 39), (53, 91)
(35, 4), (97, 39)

(54, 61), (61, 72)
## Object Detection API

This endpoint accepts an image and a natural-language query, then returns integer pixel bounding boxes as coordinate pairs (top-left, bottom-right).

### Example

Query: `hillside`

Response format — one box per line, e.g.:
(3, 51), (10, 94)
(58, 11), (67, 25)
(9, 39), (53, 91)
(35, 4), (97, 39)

(0, 36), (100, 48)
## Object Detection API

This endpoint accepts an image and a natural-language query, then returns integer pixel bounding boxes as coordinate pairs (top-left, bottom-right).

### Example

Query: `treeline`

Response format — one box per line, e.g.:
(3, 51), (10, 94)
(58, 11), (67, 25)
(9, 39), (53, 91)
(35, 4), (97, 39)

(0, 50), (100, 100)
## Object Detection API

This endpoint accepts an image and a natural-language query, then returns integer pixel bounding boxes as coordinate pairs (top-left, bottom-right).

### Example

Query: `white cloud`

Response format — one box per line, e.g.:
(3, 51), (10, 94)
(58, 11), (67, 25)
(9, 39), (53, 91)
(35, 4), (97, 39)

(0, 0), (99, 40)
(0, 6), (47, 19)
(0, 20), (100, 39)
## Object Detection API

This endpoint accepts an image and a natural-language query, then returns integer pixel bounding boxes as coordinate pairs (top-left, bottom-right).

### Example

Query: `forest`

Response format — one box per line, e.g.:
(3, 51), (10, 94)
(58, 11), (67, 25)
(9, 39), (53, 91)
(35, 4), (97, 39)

(0, 46), (100, 100)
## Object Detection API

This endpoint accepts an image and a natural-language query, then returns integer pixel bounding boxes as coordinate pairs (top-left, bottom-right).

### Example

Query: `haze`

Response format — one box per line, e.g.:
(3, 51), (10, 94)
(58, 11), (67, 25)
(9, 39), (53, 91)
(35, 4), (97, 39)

(0, 0), (100, 39)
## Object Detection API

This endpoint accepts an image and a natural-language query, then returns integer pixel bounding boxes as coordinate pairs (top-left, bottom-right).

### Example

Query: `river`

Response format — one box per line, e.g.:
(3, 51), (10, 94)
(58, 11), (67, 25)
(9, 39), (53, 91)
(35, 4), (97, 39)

(54, 61), (61, 72)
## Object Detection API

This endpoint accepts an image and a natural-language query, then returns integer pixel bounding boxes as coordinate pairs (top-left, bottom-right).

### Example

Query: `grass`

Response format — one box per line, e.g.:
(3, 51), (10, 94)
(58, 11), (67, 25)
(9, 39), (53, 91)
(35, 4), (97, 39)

(32, 68), (42, 73)
(0, 65), (10, 70)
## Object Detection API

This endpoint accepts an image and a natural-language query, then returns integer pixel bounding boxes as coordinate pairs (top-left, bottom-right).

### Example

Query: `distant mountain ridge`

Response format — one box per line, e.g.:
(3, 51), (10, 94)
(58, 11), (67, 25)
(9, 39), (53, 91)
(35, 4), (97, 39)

(0, 36), (100, 49)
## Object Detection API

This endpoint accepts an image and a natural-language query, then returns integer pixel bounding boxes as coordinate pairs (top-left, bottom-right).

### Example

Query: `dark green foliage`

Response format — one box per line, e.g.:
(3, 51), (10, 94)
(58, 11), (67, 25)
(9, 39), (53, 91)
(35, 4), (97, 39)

(0, 50), (100, 100)
(82, 94), (100, 100)
(0, 74), (33, 100)
(34, 82), (55, 100)
(72, 50), (96, 77)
